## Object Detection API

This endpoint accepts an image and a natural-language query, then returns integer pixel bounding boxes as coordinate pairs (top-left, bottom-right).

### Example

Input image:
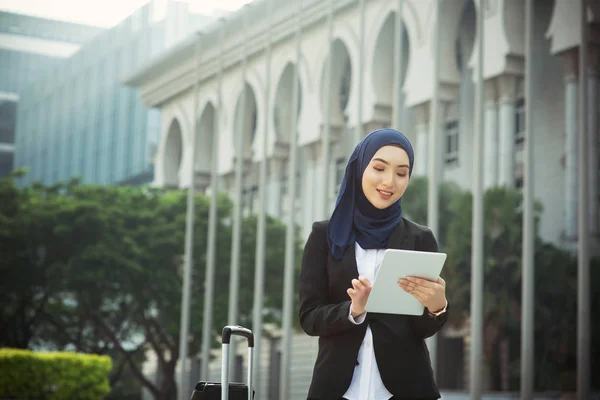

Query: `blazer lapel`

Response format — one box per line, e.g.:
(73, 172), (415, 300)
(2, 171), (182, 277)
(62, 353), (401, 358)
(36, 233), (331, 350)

(340, 241), (360, 280)
(387, 218), (414, 250)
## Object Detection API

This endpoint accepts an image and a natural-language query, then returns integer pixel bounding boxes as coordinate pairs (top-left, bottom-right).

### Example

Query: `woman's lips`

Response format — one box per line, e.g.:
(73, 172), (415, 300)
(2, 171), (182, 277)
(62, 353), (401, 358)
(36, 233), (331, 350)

(377, 189), (393, 200)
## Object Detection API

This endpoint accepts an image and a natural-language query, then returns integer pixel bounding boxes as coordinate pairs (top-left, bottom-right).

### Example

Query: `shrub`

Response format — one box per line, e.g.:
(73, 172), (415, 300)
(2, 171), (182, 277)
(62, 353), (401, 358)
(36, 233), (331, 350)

(0, 348), (112, 400)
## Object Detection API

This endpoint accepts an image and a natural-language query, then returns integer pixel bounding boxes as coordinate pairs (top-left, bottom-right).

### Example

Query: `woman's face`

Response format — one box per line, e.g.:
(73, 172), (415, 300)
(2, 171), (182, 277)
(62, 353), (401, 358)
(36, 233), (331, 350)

(361, 145), (410, 209)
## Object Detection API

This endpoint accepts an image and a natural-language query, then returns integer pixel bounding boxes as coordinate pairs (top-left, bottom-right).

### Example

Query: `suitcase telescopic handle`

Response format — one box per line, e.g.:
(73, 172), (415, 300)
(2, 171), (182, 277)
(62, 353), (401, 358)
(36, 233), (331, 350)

(221, 326), (254, 400)
(222, 325), (254, 347)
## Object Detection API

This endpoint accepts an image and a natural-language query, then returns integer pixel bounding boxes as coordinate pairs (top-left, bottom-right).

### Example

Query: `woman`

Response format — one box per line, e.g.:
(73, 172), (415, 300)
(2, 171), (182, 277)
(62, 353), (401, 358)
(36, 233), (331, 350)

(298, 128), (448, 400)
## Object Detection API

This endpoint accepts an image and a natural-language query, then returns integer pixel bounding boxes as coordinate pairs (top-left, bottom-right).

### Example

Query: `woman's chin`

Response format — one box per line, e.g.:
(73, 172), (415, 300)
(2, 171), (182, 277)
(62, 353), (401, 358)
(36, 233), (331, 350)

(370, 198), (393, 209)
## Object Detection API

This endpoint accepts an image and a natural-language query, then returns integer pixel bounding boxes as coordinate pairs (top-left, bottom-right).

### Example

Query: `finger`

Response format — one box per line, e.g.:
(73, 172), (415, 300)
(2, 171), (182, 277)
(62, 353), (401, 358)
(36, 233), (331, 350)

(354, 279), (370, 292)
(437, 276), (446, 286)
(358, 276), (372, 288)
(407, 277), (441, 292)
(347, 288), (356, 297)
(404, 283), (435, 298)
(406, 276), (435, 287)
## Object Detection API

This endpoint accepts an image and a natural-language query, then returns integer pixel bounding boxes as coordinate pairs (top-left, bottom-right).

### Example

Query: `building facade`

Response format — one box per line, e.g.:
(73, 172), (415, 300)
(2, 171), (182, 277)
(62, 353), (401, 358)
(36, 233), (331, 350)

(127, 0), (599, 250)
(0, 11), (103, 177)
(12, 0), (213, 186)
(126, 0), (599, 397)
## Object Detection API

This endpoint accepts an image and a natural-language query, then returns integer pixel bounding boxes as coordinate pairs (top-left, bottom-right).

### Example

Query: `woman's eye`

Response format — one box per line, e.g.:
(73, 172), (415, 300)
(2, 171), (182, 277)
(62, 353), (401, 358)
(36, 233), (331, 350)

(397, 173), (407, 177)
(373, 167), (384, 172)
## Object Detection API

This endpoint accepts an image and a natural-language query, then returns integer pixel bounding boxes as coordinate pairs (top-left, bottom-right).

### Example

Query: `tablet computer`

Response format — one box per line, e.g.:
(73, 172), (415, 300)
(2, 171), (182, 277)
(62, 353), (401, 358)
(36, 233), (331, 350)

(365, 249), (447, 316)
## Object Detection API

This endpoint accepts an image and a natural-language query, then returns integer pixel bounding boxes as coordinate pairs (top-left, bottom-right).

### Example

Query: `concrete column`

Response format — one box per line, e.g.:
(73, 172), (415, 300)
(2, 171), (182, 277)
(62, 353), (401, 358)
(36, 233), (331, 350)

(413, 104), (429, 176)
(307, 141), (327, 221)
(497, 75), (518, 187)
(301, 143), (321, 239)
(484, 79), (499, 189)
(587, 44), (598, 234)
(564, 49), (579, 239)
(267, 158), (285, 218)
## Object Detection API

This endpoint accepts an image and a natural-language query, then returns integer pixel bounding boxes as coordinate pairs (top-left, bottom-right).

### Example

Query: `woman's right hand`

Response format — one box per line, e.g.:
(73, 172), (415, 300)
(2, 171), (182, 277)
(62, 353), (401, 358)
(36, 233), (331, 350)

(347, 276), (372, 317)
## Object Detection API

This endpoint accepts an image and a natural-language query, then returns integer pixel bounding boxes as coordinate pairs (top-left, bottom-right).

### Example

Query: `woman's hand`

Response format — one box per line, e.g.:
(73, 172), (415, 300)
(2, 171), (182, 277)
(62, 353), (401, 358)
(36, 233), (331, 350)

(347, 276), (372, 317)
(398, 276), (446, 313)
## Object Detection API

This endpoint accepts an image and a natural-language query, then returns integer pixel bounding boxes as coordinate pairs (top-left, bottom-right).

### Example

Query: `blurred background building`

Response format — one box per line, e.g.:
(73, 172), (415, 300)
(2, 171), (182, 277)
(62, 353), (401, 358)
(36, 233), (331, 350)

(10, 0), (213, 186)
(0, 11), (103, 177)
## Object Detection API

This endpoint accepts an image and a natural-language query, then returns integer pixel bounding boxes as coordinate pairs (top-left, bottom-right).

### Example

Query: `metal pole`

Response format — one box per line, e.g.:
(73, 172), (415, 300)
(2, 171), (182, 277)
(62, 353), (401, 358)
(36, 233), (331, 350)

(200, 19), (225, 382)
(321, 0), (334, 220)
(354, 0), (366, 143)
(392, 0), (404, 130)
(520, 0), (535, 398)
(470, 2), (484, 398)
(179, 32), (203, 400)
(228, 5), (250, 370)
(425, 0), (442, 375)
(577, 0), (590, 397)
(280, 1), (302, 398)
(252, 0), (273, 390)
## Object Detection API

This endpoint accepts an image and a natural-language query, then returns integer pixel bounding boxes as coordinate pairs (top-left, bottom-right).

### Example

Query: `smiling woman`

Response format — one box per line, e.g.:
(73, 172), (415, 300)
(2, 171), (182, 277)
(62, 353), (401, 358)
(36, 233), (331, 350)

(298, 128), (449, 400)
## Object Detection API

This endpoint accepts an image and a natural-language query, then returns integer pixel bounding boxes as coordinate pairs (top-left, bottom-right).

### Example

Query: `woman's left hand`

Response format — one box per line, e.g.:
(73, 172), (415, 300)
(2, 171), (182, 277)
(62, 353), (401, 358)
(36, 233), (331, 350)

(398, 276), (446, 313)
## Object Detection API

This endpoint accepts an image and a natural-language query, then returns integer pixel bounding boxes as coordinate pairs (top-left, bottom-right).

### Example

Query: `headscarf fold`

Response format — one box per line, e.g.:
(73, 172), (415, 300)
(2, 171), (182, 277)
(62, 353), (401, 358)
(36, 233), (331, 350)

(327, 128), (414, 260)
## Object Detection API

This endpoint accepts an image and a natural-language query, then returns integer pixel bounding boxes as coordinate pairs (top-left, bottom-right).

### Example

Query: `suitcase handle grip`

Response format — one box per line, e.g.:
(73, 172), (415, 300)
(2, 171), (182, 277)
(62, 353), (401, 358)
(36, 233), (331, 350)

(222, 325), (254, 347)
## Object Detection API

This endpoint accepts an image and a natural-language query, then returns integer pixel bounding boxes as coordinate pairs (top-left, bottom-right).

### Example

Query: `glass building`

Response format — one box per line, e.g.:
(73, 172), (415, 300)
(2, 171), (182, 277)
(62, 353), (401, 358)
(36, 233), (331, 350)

(12, 0), (212, 186)
(0, 11), (102, 177)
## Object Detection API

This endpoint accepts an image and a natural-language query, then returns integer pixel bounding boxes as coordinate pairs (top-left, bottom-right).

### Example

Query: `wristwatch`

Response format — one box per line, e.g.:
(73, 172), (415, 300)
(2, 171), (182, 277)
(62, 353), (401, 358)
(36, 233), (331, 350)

(427, 301), (448, 317)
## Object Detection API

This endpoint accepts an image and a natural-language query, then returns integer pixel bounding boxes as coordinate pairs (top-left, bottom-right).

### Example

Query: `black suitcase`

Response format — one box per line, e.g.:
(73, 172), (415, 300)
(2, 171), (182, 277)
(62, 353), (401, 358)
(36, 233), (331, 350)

(190, 325), (255, 400)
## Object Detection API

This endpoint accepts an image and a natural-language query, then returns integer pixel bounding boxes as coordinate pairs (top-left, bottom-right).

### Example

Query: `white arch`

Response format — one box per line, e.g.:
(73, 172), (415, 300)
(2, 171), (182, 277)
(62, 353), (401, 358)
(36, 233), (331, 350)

(273, 51), (313, 94)
(429, 0), (464, 84)
(400, 0), (426, 50)
(366, 0), (417, 56)
(272, 62), (304, 137)
(163, 119), (184, 187)
(403, 0), (464, 106)
(196, 101), (217, 173)
(196, 91), (219, 124)
(312, 21), (360, 128)
(363, 1), (413, 122)
(228, 67), (265, 161)
(267, 53), (312, 156)
(155, 103), (191, 187)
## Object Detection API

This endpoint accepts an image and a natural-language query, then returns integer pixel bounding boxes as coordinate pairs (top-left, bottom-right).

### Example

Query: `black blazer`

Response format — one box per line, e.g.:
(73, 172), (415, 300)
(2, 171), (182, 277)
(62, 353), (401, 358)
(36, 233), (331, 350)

(298, 218), (448, 399)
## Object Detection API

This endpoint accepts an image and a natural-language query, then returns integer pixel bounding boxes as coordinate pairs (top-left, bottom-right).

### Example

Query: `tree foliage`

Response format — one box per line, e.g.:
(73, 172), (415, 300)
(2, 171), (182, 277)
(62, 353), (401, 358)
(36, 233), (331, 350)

(0, 173), (294, 400)
(403, 176), (600, 391)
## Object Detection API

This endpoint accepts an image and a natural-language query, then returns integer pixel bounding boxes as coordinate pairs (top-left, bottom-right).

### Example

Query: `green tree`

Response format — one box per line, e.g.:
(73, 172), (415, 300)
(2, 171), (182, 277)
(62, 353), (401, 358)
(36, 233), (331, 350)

(0, 175), (295, 400)
(442, 186), (600, 391)
(401, 176), (462, 248)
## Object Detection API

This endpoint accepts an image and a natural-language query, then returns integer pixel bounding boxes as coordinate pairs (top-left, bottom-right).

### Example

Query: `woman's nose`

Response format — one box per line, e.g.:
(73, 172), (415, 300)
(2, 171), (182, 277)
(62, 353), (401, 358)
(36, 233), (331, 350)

(381, 172), (394, 187)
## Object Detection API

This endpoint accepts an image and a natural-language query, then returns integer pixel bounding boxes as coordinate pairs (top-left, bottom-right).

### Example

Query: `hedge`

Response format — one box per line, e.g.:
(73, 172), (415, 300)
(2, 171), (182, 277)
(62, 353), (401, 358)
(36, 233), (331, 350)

(0, 348), (112, 400)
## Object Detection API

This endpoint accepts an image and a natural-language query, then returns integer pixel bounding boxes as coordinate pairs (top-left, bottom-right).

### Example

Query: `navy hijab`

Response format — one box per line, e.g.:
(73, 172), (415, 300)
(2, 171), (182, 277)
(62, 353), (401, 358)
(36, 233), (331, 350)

(327, 128), (414, 260)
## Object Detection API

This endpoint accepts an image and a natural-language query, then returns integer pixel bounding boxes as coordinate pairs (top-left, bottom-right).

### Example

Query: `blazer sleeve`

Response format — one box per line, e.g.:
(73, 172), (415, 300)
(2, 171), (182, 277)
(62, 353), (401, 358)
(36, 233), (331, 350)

(409, 227), (449, 339)
(298, 222), (360, 337)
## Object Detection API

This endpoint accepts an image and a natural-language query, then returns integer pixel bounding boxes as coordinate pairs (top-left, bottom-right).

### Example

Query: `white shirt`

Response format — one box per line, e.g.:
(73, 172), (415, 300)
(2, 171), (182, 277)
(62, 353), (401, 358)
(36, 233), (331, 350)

(342, 243), (394, 400)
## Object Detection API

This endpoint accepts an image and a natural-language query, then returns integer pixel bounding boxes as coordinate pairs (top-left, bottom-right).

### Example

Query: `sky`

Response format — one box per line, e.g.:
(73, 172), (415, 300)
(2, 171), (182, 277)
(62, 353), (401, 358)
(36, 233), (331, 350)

(0, 0), (251, 28)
